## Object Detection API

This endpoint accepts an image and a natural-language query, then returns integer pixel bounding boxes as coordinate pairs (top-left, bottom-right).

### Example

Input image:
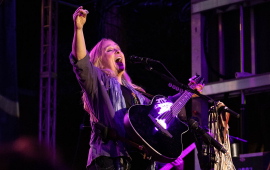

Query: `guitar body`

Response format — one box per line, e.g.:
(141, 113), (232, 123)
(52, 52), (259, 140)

(124, 95), (189, 163)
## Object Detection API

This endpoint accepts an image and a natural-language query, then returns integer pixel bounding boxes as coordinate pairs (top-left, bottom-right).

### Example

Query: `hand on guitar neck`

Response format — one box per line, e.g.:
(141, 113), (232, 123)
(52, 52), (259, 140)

(170, 158), (184, 170)
(159, 143), (196, 170)
(189, 80), (204, 98)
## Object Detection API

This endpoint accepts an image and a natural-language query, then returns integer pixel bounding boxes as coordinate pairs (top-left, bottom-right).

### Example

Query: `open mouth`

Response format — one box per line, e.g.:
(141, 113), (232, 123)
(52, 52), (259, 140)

(115, 57), (122, 63)
(115, 57), (124, 70)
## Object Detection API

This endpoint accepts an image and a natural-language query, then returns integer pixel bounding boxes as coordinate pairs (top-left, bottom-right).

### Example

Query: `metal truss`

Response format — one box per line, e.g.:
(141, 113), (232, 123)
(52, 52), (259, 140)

(39, 0), (58, 154)
(191, 0), (270, 124)
(191, 0), (270, 168)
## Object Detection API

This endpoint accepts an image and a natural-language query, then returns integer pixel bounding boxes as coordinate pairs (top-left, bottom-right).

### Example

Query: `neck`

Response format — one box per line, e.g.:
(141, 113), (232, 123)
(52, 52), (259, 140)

(116, 76), (122, 84)
(116, 72), (123, 85)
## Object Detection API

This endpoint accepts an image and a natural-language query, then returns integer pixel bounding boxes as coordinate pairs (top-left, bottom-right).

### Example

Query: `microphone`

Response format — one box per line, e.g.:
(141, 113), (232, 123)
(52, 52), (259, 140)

(129, 55), (159, 64)
(218, 106), (240, 118)
(188, 118), (227, 154)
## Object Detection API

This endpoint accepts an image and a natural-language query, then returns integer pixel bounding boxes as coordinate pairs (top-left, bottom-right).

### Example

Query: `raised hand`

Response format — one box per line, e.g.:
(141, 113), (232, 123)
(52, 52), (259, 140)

(72, 6), (88, 60)
(73, 6), (88, 30)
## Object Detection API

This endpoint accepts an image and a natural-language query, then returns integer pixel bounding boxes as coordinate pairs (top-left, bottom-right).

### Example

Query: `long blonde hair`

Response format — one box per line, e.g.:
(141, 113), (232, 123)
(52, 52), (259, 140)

(83, 38), (145, 121)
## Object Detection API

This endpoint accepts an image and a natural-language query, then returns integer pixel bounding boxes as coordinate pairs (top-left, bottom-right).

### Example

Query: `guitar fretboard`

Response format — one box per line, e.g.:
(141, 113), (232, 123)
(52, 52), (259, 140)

(171, 86), (195, 117)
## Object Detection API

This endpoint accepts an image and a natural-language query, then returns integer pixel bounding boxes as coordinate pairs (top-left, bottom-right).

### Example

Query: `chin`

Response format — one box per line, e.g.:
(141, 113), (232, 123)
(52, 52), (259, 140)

(118, 69), (125, 75)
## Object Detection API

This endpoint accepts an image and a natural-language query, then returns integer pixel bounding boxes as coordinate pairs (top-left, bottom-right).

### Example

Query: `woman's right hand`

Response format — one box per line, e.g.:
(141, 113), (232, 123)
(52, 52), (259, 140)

(73, 6), (88, 30)
(171, 158), (184, 170)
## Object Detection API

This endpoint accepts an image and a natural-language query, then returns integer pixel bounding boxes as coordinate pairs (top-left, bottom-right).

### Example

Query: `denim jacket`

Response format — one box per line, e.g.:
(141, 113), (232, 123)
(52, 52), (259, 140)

(70, 53), (150, 167)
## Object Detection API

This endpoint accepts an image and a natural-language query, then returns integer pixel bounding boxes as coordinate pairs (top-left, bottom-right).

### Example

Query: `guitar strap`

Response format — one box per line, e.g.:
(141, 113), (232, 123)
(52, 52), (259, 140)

(94, 122), (146, 153)
(135, 89), (154, 100)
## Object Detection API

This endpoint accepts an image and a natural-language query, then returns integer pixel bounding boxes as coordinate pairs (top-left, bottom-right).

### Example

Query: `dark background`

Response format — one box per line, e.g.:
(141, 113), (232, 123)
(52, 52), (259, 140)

(1, 0), (270, 169)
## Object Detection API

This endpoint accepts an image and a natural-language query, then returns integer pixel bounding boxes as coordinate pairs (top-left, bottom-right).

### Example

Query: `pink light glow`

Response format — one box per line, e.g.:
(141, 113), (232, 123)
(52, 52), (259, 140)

(155, 102), (173, 115)
(157, 119), (167, 129)
(153, 102), (173, 130)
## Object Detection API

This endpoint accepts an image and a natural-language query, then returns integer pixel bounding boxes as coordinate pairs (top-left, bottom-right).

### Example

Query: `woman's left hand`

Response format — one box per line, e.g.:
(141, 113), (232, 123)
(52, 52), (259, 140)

(195, 84), (204, 93)
(191, 82), (204, 98)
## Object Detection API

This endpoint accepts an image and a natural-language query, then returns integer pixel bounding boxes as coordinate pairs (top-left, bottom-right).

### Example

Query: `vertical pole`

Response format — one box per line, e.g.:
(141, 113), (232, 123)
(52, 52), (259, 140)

(47, 0), (52, 147)
(40, 0), (57, 159)
(240, 91), (246, 153)
(250, 7), (256, 74)
(191, 13), (208, 128)
(218, 13), (225, 81)
(53, 0), (58, 154)
(191, 13), (209, 169)
(39, 0), (44, 145)
(240, 5), (244, 73)
(240, 5), (247, 153)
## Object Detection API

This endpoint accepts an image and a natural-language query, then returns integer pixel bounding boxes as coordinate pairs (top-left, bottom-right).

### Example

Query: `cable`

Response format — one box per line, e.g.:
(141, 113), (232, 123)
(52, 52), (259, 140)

(156, 60), (178, 81)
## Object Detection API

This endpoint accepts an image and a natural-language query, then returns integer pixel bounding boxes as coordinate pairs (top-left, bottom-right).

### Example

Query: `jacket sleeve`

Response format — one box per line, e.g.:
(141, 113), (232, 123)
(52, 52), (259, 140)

(69, 52), (101, 96)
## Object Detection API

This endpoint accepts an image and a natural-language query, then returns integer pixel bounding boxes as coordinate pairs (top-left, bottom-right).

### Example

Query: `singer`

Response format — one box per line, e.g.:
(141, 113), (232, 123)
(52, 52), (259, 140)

(70, 6), (203, 170)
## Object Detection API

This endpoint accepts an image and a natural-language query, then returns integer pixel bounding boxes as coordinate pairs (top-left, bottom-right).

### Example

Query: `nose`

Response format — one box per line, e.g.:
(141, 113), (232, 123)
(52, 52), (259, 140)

(114, 49), (120, 54)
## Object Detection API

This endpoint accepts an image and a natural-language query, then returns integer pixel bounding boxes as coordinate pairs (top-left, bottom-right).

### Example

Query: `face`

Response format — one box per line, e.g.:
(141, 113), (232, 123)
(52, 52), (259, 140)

(101, 40), (125, 76)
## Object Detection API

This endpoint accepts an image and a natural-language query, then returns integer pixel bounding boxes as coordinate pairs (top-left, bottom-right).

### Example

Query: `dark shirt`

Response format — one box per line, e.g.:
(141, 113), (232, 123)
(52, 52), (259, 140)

(121, 85), (140, 109)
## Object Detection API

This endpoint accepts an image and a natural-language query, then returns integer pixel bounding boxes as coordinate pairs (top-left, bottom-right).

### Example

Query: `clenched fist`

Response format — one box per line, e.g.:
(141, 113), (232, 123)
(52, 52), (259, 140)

(73, 6), (89, 30)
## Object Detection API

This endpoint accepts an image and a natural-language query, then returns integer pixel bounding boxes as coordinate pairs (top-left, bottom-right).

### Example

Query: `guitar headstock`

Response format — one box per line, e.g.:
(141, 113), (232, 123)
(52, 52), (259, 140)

(188, 74), (205, 89)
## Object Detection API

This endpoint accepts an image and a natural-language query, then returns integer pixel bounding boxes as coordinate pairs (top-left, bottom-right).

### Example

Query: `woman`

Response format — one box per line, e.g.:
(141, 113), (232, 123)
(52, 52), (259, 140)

(71, 6), (201, 170)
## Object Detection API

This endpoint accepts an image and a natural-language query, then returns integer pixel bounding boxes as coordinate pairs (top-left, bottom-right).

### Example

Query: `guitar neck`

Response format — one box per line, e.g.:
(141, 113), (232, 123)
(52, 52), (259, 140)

(179, 142), (196, 159)
(159, 143), (196, 170)
(171, 90), (194, 117)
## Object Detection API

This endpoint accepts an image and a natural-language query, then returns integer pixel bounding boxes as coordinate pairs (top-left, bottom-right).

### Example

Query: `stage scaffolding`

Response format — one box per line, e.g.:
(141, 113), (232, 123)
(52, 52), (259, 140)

(39, 0), (58, 156)
(191, 0), (270, 169)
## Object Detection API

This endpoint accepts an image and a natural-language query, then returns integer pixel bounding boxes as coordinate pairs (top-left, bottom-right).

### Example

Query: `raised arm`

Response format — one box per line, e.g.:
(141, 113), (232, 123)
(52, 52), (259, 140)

(72, 6), (88, 60)
(70, 7), (101, 98)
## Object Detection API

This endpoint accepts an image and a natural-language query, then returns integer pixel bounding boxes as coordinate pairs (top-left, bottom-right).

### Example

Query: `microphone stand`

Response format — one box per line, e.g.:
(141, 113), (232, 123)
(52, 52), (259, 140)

(144, 64), (238, 170)
(144, 65), (215, 104)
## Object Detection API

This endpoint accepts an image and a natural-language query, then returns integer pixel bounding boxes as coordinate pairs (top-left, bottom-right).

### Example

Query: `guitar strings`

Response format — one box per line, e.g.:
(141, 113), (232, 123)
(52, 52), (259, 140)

(157, 77), (202, 126)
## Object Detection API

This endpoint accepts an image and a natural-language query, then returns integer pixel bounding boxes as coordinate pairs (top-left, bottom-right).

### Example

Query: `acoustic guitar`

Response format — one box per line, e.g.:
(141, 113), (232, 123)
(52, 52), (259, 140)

(124, 75), (204, 163)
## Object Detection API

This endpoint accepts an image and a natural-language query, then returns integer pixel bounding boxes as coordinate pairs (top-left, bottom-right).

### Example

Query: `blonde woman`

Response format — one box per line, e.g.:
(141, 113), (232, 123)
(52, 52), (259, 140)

(71, 6), (202, 170)
(71, 6), (156, 170)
